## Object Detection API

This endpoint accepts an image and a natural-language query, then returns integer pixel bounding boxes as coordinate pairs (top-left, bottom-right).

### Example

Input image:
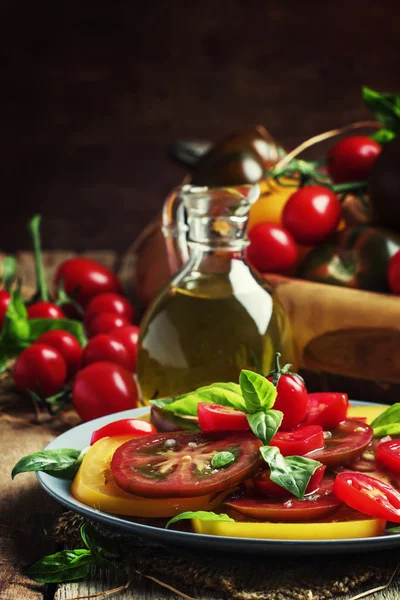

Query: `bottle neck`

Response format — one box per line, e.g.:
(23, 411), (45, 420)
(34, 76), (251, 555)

(187, 212), (250, 252)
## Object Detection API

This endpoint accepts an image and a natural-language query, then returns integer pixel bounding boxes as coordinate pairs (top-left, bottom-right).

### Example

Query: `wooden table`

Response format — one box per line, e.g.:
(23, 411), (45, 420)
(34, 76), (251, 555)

(1, 252), (400, 600)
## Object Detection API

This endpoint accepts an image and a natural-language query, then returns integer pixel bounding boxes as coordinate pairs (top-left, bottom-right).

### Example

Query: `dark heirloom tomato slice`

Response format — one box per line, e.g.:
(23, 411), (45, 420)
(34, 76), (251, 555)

(198, 403), (250, 432)
(334, 472), (400, 522)
(111, 431), (262, 498)
(270, 425), (324, 456)
(306, 420), (373, 467)
(225, 476), (340, 522)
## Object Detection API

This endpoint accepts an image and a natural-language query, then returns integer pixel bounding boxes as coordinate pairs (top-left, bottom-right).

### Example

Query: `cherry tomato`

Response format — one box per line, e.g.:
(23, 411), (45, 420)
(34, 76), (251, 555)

(90, 418), (157, 445)
(72, 362), (139, 422)
(246, 222), (298, 274)
(377, 440), (400, 473)
(84, 293), (135, 328)
(0, 290), (11, 329)
(86, 312), (130, 337)
(268, 373), (308, 430)
(388, 250), (400, 295)
(27, 301), (65, 320)
(282, 186), (341, 246)
(198, 403), (249, 432)
(111, 325), (139, 371)
(328, 136), (381, 184)
(83, 334), (132, 370)
(111, 431), (262, 498)
(253, 465), (326, 498)
(270, 425), (324, 456)
(334, 472), (400, 522)
(304, 392), (348, 430)
(306, 420), (373, 467)
(54, 258), (122, 308)
(35, 330), (83, 378)
(13, 343), (67, 397)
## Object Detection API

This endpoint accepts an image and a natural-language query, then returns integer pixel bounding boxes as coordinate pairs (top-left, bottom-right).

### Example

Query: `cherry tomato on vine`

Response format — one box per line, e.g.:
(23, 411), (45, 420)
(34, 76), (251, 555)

(253, 465), (326, 498)
(13, 343), (67, 398)
(246, 222), (298, 274)
(267, 354), (308, 429)
(0, 290), (11, 329)
(54, 258), (122, 308)
(270, 425), (324, 456)
(377, 440), (400, 473)
(87, 312), (130, 337)
(327, 136), (381, 184)
(27, 301), (65, 320)
(90, 418), (157, 445)
(304, 392), (348, 430)
(333, 472), (400, 522)
(198, 403), (249, 432)
(282, 186), (341, 246)
(388, 250), (400, 295)
(84, 293), (135, 328)
(35, 330), (83, 378)
(83, 334), (132, 370)
(72, 361), (138, 421)
(111, 325), (140, 371)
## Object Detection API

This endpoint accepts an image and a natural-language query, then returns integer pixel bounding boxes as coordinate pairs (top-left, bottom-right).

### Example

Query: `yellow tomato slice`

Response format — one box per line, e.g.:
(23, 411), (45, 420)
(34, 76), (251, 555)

(193, 516), (386, 540)
(71, 436), (229, 518)
(347, 404), (387, 425)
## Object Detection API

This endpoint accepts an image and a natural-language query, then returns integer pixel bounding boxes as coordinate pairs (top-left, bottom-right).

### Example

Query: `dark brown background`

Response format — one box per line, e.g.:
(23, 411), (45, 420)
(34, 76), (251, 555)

(2, 0), (400, 254)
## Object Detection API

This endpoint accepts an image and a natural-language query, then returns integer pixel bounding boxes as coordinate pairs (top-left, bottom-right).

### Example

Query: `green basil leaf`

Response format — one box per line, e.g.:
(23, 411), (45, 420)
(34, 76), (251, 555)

(28, 318), (87, 347)
(24, 549), (93, 583)
(370, 129), (396, 144)
(370, 403), (400, 437)
(211, 451), (236, 469)
(247, 410), (283, 445)
(163, 382), (245, 416)
(166, 511), (234, 529)
(260, 446), (321, 499)
(1, 255), (17, 290)
(11, 448), (81, 479)
(387, 526), (400, 534)
(239, 370), (277, 412)
(362, 86), (400, 134)
(80, 523), (122, 561)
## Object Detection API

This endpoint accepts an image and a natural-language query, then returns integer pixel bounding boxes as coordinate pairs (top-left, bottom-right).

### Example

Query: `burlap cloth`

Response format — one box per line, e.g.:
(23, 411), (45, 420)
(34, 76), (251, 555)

(55, 511), (399, 600)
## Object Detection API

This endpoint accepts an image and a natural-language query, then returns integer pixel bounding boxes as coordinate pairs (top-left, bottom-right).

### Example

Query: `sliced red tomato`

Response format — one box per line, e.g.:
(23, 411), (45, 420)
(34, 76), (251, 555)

(111, 431), (262, 498)
(306, 420), (373, 467)
(198, 403), (249, 432)
(304, 393), (348, 429)
(253, 465), (326, 498)
(334, 472), (400, 522)
(90, 418), (157, 445)
(377, 440), (400, 474)
(270, 425), (324, 457)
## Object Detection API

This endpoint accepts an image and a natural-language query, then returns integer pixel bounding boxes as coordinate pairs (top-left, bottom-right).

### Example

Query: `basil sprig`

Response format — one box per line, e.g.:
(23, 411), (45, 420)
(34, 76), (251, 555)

(166, 511), (234, 529)
(11, 447), (87, 480)
(362, 86), (400, 143)
(370, 403), (400, 436)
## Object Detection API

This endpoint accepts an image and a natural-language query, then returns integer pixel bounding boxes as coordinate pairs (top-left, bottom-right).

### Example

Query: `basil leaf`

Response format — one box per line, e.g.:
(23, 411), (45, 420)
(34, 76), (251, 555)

(387, 526), (400, 534)
(163, 382), (245, 416)
(371, 129), (396, 144)
(24, 549), (93, 583)
(211, 451), (235, 469)
(362, 86), (400, 135)
(80, 523), (122, 561)
(239, 370), (277, 412)
(370, 403), (400, 436)
(247, 409), (283, 445)
(28, 318), (87, 347)
(260, 446), (321, 499)
(11, 448), (81, 479)
(166, 511), (234, 529)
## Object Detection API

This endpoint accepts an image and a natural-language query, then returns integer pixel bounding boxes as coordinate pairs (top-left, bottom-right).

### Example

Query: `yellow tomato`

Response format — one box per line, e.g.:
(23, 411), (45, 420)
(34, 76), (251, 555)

(248, 178), (298, 230)
(71, 436), (229, 518)
(347, 403), (387, 425)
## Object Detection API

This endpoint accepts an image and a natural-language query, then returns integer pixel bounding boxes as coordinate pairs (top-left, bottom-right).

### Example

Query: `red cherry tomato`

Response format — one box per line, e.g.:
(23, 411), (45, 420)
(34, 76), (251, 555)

(388, 250), (400, 295)
(13, 344), (67, 397)
(333, 472), (400, 522)
(377, 440), (400, 473)
(111, 325), (140, 371)
(328, 136), (381, 184)
(87, 312), (130, 337)
(54, 258), (122, 308)
(268, 374), (308, 430)
(72, 362), (138, 422)
(90, 418), (157, 445)
(270, 425), (324, 456)
(304, 392), (348, 430)
(84, 293), (135, 328)
(246, 222), (298, 274)
(83, 334), (132, 371)
(35, 330), (83, 378)
(198, 403), (249, 432)
(27, 301), (65, 320)
(253, 465), (327, 498)
(282, 186), (341, 246)
(307, 420), (373, 467)
(0, 290), (11, 329)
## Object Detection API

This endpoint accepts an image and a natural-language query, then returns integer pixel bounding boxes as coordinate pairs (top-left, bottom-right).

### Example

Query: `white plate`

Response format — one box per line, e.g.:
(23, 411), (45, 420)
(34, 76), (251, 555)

(37, 402), (400, 555)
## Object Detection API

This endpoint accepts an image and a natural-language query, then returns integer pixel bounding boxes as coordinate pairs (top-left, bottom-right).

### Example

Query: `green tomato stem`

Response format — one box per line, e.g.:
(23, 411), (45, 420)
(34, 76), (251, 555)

(331, 181), (368, 194)
(28, 215), (49, 302)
